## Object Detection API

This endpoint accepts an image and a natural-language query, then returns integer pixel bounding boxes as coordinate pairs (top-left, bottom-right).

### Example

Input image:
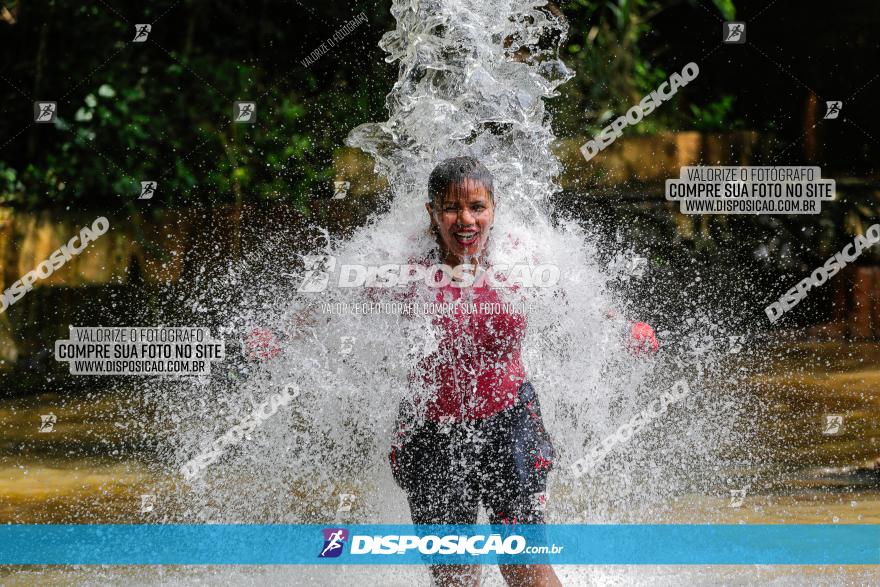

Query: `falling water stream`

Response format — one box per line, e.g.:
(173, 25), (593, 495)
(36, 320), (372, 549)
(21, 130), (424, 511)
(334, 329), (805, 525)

(149, 0), (755, 567)
(160, 0), (747, 569)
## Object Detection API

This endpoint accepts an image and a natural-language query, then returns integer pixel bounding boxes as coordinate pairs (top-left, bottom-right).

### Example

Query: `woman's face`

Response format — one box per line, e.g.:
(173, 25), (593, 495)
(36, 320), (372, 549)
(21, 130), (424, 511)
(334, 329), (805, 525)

(426, 178), (495, 264)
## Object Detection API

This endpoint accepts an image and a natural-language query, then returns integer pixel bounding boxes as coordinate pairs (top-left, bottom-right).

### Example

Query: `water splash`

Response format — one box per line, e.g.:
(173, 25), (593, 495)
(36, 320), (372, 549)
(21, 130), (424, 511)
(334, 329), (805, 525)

(159, 0), (746, 536)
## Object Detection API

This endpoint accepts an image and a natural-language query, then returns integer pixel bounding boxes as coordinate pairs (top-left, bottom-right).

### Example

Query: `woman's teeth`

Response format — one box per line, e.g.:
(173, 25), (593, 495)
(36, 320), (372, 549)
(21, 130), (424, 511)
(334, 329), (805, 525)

(454, 232), (478, 245)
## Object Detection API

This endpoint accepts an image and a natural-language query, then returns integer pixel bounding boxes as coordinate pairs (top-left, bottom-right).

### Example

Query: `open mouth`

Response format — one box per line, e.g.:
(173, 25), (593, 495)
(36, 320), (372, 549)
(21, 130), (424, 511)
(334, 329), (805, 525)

(453, 231), (479, 246)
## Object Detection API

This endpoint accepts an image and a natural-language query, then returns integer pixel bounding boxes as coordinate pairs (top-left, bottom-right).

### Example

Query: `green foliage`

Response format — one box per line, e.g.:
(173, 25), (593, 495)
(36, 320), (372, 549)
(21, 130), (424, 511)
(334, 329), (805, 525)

(709, 0), (736, 20)
(0, 0), (393, 209)
(554, 0), (658, 130)
(551, 0), (736, 136)
(688, 95), (743, 131)
(0, 0), (747, 208)
(0, 163), (23, 201)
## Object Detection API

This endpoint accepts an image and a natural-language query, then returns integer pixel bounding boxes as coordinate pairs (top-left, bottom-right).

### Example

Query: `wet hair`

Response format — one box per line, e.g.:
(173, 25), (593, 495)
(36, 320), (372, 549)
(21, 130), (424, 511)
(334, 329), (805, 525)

(427, 156), (494, 206)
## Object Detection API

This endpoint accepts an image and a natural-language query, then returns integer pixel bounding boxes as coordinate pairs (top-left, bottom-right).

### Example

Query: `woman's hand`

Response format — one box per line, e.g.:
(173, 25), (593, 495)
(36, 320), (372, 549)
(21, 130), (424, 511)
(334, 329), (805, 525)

(628, 321), (659, 356)
(603, 309), (659, 356)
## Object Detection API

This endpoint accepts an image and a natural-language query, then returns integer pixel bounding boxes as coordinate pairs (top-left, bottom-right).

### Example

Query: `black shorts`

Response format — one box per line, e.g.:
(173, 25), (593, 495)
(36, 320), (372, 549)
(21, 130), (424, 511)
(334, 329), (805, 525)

(389, 382), (555, 525)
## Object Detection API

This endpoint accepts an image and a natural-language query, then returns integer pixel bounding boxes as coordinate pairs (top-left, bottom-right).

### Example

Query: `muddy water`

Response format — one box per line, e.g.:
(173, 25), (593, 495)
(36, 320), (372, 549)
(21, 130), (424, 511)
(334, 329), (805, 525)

(1, 341), (878, 584)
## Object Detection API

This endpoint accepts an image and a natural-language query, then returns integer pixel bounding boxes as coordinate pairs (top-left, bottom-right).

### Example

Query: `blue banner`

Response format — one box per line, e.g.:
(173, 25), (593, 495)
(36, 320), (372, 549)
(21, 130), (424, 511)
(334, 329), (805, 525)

(1, 524), (877, 565)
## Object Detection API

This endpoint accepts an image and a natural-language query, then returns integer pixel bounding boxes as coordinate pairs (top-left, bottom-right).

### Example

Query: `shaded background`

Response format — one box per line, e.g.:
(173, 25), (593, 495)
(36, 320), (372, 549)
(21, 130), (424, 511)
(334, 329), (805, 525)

(1, 1), (878, 202)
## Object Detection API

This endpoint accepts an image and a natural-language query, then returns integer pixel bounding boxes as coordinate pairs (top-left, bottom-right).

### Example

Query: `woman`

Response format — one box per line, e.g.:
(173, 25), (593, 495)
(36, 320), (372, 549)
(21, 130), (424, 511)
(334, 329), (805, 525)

(388, 156), (656, 587)
(246, 156), (657, 585)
